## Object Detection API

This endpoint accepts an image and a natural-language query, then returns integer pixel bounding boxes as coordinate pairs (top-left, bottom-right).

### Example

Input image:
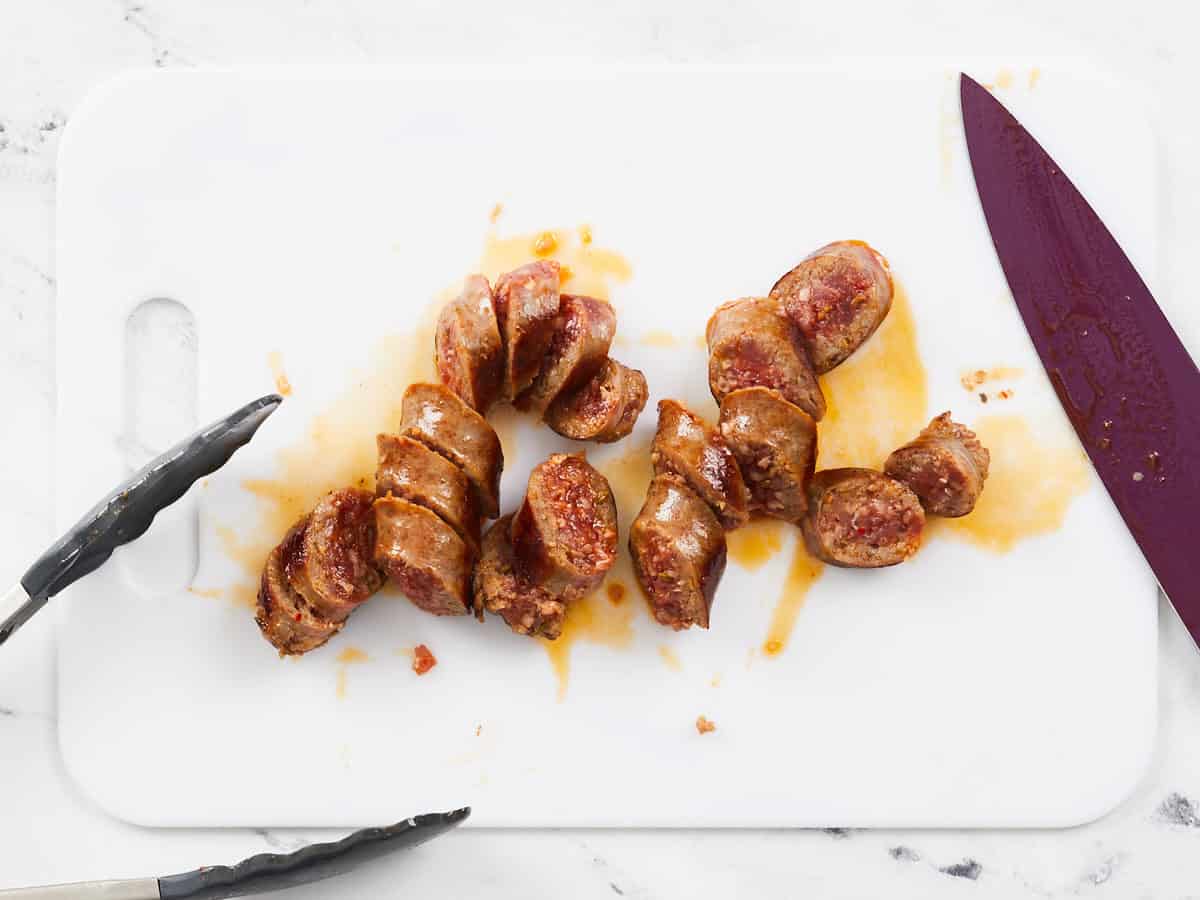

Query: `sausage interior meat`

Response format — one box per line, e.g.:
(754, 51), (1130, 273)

(706, 296), (826, 421)
(516, 294), (616, 418)
(474, 514), (570, 640)
(434, 274), (504, 414)
(770, 240), (894, 374)
(256, 517), (345, 656)
(493, 260), (562, 400)
(400, 382), (504, 520)
(544, 357), (649, 444)
(718, 386), (817, 524)
(511, 452), (619, 597)
(376, 433), (481, 554)
(801, 468), (925, 568)
(629, 474), (728, 630)
(651, 399), (749, 531)
(884, 412), (990, 517)
(374, 496), (474, 616)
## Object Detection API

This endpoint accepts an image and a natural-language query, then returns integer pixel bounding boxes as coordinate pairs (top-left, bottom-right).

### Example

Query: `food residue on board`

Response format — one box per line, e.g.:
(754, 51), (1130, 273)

(710, 675), (721, 688)
(335, 646), (369, 699)
(658, 645), (683, 672)
(489, 202), (503, 224)
(267, 351), (292, 397)
(763, 549), (825, 656)
(542, 438), (648, 701)
(412, 644), (437, 676)
(726, 520), (786, 571)
(936, 415), (1090, 553)
(696, 715), (716, 735)
(186, 586), (223, 600)
(960, 366), (1024, 392)
(606, 582), (627, 605)
(475, 724), (482, 737)
(478, 226), (632, 304)
(1029, 67), (1041, 89)
(638, 330), (682, 348)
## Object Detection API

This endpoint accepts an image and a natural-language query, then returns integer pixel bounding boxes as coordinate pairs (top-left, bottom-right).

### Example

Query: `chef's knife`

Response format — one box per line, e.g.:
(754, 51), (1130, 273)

(0, 394), (282, 647)
(960, 73), (1200, 643)
(0, 808), (469, 898)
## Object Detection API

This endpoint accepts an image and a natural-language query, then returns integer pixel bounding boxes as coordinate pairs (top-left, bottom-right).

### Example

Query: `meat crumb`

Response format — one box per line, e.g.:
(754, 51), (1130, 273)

(475, 724), (482, 737)
(489, 202), (503, 223)
(412, 644), (437, 676)
(533, 231), (558, 256)
(979, 392), (988, 403)
(607, 582), (626, 605)
(998, 388), (1014, 400)
(696, 715), (716, 735)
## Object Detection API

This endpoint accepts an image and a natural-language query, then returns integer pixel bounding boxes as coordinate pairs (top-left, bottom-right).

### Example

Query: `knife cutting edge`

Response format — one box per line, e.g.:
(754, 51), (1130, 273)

(960, 73), (1200, 645)
(0, 808), (470, 898)
(0, 394), (282, 647)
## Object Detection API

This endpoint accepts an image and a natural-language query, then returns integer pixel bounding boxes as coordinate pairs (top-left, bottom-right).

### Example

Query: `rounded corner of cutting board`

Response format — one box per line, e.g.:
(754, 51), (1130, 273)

(57, 68), (173, 180)
(58, 722), (165, 828)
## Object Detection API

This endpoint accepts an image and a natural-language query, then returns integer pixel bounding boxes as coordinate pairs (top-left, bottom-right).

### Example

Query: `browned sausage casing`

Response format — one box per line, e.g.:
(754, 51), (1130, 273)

(770, 240), (893, 374)
(297, 488), (384, 621)
(373, 496), (473, 616)
(400, 382), (503, 519)
(802, 468), (924, 568)
(884, 412), (990, 517)
(718, 387), (817, 524)
(493, 260), (561, 400)
(545, 358), (649, 443)
(435, 274), (504, 413)
(651, 399), (749, 530)
(630, 475), (727, 630)
(515, 294), (616, 417)
(474, 514), (571, 640)
(706, 296), (826, 421)
(256, 517), (343, 656)
(376, 433), (481, 554)
(511, 453), (618, 596)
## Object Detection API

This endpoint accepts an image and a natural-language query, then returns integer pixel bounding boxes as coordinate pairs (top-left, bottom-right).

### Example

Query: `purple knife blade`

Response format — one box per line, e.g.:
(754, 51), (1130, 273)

(960, 73), (1200, 644)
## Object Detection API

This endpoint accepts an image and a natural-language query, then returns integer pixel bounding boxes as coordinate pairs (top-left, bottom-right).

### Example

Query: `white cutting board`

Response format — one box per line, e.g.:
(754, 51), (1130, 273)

(54, 63), (1160, 828)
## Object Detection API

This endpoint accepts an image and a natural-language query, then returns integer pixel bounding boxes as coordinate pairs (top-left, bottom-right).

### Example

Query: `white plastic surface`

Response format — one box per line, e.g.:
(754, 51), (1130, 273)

(54, 63), (1158, 827)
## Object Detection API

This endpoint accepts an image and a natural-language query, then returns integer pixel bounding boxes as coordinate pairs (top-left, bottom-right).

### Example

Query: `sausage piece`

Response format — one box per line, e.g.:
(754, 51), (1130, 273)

(256, 517), (343, 656)
(493, 261), (561, 400)
(511, 453), (618, 596)
(400, 382), (503, 519)
(651, 399), (749, 530)
(298, 488), (384, 621)
(373, 496), (473, 616)
(801, 468), (924, 568)
(717, 387), (817, 524)
(376, 433), (481, 554)
(515, 294), (616, 417)
(770, 240), (893, 373)
(629, 475), (727, 631)
(884, 412), (990, 517)
(435, 274), (504, 413)
(474, 514), (571, 639)
(706, 297), (825, 421)
(545, 358), (649, 443)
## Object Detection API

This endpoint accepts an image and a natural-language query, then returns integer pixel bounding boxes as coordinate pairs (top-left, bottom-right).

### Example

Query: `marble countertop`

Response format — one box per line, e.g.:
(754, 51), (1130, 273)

(3, 1), (1200, 896)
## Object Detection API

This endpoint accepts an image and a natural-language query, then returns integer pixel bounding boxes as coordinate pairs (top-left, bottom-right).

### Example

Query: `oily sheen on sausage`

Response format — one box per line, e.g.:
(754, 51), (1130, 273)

(651, 399), (749, 530)
(376, 433), (481, 553)
(474, 514), (571, 640)
(706, 296), (826, 421)
(493, 260), (562, 400)
(297, 488), (384, 621)
(629, 474), (727, 631)
(516, 294), (616, 418)
(718, 387), (817, 524)
(373, 496), (473, 616)
(435, 274), (504, 414)
(256, 517), (343, 656)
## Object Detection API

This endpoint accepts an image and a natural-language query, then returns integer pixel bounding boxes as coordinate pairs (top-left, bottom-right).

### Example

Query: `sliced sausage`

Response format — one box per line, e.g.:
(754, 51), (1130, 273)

(297, 488), (384, 621)
(651, 399), (749, 530)
(493, 260), (561, 399)
(884, 412), (990, 517)
(718, 387), (817, 524)
(629, 474), (727, 631)
(545, 358), (649, 443)
(435, 274), (504, 413)
(256, 517), (343, 656)
(706, 296), (826, 421)
(474, 514), (570, 640)
(801, 468), (924, 568)
(511, 453), (618, 596)
(770, 240), (893, 373)
(376, 433), (481, 553)
(515, 294), (616, 417)
(373, 496), (473, 616)
(400, 382), (503, 519)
